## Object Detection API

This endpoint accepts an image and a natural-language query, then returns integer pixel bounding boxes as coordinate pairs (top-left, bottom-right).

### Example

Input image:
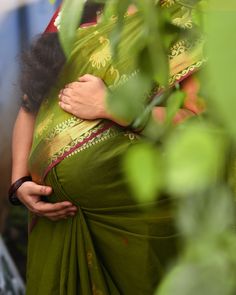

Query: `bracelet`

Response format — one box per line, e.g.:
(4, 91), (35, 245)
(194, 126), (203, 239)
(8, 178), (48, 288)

(8, 176), (32, 206)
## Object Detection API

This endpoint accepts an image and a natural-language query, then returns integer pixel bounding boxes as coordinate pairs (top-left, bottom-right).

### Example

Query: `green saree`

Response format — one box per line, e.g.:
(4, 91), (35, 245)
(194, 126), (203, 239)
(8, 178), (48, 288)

(27, 2), (205, 294)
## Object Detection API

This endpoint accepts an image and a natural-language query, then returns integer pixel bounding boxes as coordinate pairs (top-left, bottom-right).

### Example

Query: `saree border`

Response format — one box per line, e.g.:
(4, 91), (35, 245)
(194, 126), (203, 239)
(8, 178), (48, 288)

(43, 121), (116, 181)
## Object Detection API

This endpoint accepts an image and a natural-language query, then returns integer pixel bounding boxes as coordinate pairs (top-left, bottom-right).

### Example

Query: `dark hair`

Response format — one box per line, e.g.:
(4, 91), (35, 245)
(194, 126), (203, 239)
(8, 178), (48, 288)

(21, 32), (65, 113)
(21, 2), (104, 113)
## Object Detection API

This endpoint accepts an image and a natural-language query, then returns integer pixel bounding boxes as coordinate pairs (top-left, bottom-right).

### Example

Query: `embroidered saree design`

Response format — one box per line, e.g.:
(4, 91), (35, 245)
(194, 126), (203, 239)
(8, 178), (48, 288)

(27, 3), (205, 295)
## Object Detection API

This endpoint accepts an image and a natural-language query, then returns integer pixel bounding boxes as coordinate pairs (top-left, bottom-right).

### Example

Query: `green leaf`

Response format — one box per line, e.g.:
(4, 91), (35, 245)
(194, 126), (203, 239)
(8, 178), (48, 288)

(59, 0), (85, 57)
(107, 73), (152, 123)
(156, 255), (236, 295)
(136, 0), (169, 85)
(165, 89), (186, 125)
(48, 0), (56, 4)
(165, 122), (226, 195)
(177, 187), (235, 239)
(205, 6), (236, 139)
(123, 143), (163, 202)
(104, 0), (130, 56)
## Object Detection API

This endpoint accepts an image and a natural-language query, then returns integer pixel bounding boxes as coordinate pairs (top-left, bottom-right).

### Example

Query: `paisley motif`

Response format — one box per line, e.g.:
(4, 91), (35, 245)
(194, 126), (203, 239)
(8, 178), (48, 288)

(89, 36), (112, 69)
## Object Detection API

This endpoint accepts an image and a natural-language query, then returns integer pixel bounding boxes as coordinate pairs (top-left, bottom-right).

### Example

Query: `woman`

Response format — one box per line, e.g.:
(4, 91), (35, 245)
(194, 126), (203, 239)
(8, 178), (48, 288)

(11, 1), (205, 294)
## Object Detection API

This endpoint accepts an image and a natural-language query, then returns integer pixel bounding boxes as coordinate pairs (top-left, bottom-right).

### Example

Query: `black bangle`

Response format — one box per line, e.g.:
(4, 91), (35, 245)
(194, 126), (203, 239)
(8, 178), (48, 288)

(8, 176), (32, 206)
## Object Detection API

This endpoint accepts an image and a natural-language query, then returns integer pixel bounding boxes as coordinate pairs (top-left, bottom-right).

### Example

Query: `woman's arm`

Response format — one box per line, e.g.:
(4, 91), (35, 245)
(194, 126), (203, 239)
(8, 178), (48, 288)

(11, 107), (35, 182)
(59, 74), (204, 127)
(11, 107), (77, 220)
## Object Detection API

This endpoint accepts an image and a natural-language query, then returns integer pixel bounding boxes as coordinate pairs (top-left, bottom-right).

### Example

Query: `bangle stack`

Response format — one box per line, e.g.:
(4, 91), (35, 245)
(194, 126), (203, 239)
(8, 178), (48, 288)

(8, 176), (32, 206)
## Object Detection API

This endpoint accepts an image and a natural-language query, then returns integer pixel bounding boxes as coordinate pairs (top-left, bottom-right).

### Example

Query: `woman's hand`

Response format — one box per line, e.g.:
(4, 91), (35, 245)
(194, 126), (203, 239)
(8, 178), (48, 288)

(59, 74), (130, 126)
(59, 74), (108, 120)
(17, 181), (77, 221)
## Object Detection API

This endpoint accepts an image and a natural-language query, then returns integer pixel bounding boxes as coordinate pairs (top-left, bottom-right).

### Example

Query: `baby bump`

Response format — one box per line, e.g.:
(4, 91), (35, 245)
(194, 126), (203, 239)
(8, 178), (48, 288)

(44, 124), (140, 208)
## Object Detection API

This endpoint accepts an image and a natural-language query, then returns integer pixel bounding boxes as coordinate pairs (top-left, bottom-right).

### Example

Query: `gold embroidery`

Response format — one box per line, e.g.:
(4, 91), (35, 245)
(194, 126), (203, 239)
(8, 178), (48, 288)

(109, 69), (140, 90)
(65, 126), (119, 159)
(89, 36), (112, 69)
(169, 38), (205, 82)
(169, 59), (205, 85)
(160, 0), (175, 7)
(35, 113), (54, 138)
(109, 66), (120, 86)
(48, 120), (101, 160)
(124, 132), (139, 141)
(172, 7), (193, 29)
(46, 117), (82, 141)
(169, 40), (191, 59)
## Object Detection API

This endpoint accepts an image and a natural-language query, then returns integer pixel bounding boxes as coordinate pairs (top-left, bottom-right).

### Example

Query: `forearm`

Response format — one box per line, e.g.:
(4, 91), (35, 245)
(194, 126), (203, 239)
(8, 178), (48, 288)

(11, 107), (36, 183)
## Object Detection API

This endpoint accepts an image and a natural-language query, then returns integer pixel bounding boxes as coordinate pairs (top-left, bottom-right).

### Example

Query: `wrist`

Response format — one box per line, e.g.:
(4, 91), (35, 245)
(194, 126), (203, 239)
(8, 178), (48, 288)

(8, 176), (32, 206)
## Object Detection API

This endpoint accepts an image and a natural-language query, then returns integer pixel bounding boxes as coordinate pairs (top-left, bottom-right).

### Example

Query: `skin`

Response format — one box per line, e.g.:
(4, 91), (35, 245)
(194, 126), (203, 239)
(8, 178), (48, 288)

(59, 74), (129, 126)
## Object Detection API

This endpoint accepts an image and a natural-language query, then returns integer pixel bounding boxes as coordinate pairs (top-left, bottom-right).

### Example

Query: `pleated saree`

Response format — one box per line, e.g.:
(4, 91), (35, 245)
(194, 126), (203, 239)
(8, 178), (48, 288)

(27, 2), (205, 294)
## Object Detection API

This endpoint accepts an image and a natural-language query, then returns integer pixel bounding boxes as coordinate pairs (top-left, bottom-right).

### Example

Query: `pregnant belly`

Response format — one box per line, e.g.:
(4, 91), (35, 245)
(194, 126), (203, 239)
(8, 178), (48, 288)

(44, 125), (140, 209)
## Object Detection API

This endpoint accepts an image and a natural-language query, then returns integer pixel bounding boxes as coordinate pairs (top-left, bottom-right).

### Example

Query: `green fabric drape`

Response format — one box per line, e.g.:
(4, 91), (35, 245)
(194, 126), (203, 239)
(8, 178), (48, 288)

(27, 126), (178, 294)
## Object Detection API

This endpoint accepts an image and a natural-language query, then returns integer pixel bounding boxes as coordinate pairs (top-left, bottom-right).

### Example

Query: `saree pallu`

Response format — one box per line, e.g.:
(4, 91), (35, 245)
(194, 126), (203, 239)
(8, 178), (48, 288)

(27, 2), (205, 294)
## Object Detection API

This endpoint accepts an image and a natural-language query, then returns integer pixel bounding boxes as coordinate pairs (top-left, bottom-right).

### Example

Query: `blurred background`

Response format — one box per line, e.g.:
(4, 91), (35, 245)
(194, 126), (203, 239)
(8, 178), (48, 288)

(0, 0), (61, 289)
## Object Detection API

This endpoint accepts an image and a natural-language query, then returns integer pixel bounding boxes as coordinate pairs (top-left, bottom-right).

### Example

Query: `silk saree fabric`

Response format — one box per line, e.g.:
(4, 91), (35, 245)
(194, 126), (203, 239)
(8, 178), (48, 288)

(27, 2), (205, 294)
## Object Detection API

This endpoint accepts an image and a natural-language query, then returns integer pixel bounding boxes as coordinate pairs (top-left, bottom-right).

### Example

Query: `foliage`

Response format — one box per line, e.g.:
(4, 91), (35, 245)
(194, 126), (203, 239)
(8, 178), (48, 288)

(58, 0), (236, 294)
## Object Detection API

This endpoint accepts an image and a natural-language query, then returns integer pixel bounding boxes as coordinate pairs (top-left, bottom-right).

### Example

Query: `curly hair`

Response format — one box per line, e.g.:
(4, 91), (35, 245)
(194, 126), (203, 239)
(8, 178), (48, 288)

(21, 32), (65, 113)
(20, 2), (104, 113)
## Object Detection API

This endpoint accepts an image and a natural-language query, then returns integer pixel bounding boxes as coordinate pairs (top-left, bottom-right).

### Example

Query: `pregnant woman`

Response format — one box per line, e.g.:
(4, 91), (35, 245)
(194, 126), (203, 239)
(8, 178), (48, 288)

(11, 1), (205, 294)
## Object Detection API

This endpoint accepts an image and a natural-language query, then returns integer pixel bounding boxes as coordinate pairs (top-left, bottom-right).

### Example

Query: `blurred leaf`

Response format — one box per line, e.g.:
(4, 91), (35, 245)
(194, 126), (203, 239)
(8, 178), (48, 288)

(48, 0), (56, 4)
(177, 187), (235, 239)
(59, 0), (85, 57)
(157, 209), (236, 295)
(165, 89), (186, 125)
(136, 0), (169, 85)
(107, 73), (152, 123)
(156, 253), (236, 295)
(165, 122), (226, 195)
(123, 143), (163, 202)
(205, 6), (236, 139)
(104, 0), (130, 55)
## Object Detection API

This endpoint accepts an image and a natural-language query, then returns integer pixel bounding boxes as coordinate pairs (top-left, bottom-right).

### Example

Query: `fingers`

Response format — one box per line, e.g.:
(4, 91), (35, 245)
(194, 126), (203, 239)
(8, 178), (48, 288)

(64, 81), (80, 89)
(59, 88), (74, 98)
(30, 200), (78, 221)
(40, 206), (77, 220)
(58, 101), (73, 114)
(34, 200), (77, 214)
(59, 94), (71, 104)
(28, 182), (53, 196)
(17, 181), (78, 221)
(78, 74), (98, 82)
